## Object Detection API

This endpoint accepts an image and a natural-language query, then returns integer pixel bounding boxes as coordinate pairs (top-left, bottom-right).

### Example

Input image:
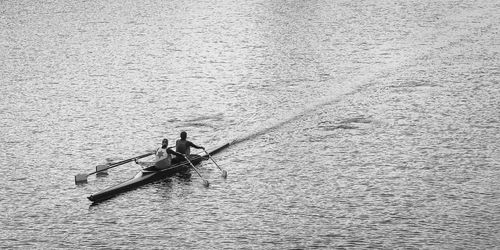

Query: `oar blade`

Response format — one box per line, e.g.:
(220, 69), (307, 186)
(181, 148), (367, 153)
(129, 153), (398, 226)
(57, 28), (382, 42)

(203, 180), (210, 187)
(75, 174), (88, 184)
(95, 164), (109, 176)
(222, 170), (228, 179)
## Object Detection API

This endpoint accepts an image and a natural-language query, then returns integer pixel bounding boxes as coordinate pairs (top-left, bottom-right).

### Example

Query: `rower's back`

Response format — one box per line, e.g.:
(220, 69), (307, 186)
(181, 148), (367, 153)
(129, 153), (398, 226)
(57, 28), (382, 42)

(176, 139), (190, 155)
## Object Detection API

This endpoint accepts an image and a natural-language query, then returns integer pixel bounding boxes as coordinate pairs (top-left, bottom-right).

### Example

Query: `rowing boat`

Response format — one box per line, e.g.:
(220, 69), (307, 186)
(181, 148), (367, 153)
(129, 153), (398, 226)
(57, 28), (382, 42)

(88, 143), (229, 203)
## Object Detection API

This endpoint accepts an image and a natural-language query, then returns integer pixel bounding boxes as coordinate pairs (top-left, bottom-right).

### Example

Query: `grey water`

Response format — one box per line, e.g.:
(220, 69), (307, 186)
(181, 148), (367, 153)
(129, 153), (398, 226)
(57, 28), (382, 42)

(1, 0), (499, 249)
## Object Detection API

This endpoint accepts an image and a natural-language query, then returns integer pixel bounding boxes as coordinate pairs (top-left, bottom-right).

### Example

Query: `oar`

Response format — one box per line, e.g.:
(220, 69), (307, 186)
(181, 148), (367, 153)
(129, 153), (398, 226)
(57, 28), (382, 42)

(203, 149), (227, 178)
(183, 155), (209, 187)
(75, 152), (154, 184)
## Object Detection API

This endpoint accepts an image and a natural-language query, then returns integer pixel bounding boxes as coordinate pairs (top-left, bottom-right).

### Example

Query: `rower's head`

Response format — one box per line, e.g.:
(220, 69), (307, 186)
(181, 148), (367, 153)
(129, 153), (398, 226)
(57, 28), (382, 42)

(180, 131), (187, 140)
(162, 138), (169, 147)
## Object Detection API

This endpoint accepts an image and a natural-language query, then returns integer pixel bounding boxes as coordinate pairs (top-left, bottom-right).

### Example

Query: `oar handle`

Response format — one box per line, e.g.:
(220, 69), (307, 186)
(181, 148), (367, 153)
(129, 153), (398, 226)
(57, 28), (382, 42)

(75, 152), (155, 184)
(88, 152), (154, 175)
(109, 152), (154, 168)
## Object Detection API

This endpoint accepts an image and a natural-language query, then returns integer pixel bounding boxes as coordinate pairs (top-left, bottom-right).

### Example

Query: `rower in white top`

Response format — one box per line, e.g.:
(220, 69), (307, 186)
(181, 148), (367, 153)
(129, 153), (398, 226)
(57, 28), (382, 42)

(149, 138), (184, 170)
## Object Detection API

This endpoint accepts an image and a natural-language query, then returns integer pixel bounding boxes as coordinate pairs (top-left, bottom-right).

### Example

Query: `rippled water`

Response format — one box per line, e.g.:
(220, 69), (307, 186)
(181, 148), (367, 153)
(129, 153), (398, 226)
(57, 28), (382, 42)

(1, 0), (498, 249)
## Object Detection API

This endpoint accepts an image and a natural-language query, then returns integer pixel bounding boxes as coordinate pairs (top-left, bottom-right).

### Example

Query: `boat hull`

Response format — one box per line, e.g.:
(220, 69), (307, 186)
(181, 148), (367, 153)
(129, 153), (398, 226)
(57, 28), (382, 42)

(88, 155), (205, 203)
(88, 144), (229, 203)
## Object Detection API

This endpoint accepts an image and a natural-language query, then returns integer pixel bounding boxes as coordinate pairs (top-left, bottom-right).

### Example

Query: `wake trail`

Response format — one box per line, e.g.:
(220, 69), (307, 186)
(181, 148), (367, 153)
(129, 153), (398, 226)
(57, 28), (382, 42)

(225, 3), (492, 148)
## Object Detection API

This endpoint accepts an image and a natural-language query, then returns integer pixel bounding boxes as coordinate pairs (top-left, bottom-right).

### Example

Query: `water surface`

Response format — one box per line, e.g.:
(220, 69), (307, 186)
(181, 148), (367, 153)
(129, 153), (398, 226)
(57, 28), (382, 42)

(1, 0), (498, 248)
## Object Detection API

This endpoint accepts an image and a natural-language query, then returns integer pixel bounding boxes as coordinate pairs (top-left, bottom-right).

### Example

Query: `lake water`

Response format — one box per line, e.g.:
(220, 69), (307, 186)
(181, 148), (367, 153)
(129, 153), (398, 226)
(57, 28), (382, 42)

(1, 0), (498, 248)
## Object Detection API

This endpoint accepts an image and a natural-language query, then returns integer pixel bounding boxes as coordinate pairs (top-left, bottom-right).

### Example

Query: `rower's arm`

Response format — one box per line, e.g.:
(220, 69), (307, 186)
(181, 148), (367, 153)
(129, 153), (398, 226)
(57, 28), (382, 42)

(189, 141), (205, 150)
